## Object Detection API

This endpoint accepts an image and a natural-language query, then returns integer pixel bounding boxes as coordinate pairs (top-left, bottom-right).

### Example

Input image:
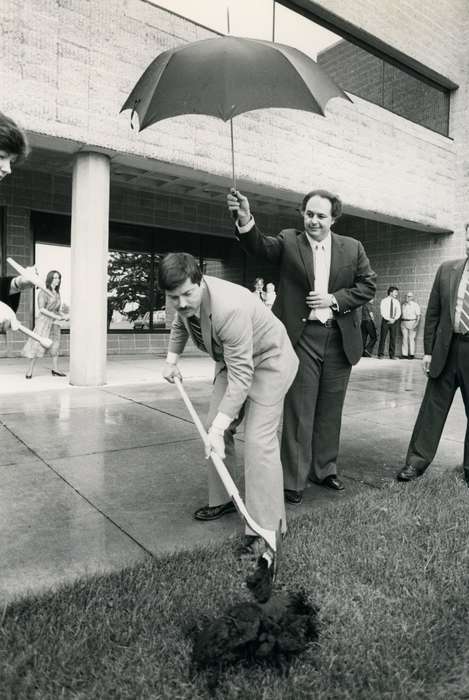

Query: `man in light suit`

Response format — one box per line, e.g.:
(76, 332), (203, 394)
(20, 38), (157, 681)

(227, 189), (376, 504)
(397, 224), (469, 484)
(160, 253), (298, 550)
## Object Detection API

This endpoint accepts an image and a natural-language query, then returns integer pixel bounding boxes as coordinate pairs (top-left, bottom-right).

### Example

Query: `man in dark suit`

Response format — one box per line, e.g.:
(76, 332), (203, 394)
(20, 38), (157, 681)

(227, 188), (376, 503)
(397, 224), (469, 484)
(361, 299), (377, 357)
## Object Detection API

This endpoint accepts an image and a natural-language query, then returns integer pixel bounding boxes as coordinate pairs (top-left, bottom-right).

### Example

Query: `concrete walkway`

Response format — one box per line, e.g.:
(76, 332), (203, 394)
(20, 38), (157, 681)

(1, 354), (465, 603)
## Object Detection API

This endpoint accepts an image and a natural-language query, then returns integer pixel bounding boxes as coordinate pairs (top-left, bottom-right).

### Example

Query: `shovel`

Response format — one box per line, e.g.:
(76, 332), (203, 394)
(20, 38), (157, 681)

(174, 377), (280, 580)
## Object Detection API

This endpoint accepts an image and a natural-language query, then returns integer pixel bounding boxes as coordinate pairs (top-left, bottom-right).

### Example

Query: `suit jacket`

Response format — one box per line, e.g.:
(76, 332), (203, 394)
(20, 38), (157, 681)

(236, 226), (377, 365)
(424, 258), (466, 378)
(168, 275), (299, 419)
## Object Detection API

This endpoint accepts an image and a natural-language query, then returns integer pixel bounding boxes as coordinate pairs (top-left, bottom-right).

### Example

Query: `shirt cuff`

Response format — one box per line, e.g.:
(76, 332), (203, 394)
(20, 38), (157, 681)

(166, 352), (179, 365)
(330, 294), (339, 311)
(211, 412), (232, 433)
(236, 216), (255, 233)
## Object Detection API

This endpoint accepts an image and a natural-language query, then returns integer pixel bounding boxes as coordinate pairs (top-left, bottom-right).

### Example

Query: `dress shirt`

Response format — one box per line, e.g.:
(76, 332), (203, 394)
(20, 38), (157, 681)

(306, 233), (333, 322)
(454, 259), (469, 332)
(237, 217), (334, 321)
(380, 296), (401, 322)
(401, 301), (421, 321)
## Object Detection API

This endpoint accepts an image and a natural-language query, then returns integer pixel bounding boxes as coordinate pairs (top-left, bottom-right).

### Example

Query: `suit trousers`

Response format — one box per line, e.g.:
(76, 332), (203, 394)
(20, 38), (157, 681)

(406, 334), (469, 472)
(281, 322), (352, 490)
(401, 321), (417, 357)
(206, 368), (287, 535)
(378, 319), (398, 358)
(361, 320), (377, 355)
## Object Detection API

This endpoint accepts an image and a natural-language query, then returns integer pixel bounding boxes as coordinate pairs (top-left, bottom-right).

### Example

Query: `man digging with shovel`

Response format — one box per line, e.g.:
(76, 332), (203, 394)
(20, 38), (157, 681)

(160, 253), (298, 558)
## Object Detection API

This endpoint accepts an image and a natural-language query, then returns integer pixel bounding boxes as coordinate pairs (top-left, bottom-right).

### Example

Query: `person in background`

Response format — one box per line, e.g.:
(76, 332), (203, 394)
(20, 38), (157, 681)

(400, 292), (421, 359)
(361, 298), (377, 357)
(397, 224), (469, 484)
(0, 111), (29, 185)
(252, 277), (265, 301)
(0, 111), (33, 331)
(227, 187), (376, 504)
(263, 282), (276, 310)
(22, 270), (69, 378)
(378, 286), (401, 359)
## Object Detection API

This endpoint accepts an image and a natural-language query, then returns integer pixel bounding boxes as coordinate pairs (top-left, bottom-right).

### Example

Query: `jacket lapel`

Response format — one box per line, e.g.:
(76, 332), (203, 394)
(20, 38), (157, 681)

(297, 232), (316, 291)
(199, 280), (214, 357)
(449, 259), (467, 325)
(328, 233), (345, 291)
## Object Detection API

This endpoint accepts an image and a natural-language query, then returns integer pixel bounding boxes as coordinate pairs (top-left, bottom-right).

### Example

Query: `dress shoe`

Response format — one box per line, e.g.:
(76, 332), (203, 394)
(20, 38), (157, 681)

(25, 373), (32, 379)
(322, 475), (345, 491)
(284, 489), (303, 504)
(396, 464), (422, 482)
(363, 350), (372, 358)
(193, 501), (236, 521)
(51, 370), (66, 377)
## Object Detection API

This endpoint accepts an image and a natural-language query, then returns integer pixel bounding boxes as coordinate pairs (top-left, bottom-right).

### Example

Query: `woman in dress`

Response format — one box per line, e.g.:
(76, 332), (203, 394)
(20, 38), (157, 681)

(22, 270), (69, 378)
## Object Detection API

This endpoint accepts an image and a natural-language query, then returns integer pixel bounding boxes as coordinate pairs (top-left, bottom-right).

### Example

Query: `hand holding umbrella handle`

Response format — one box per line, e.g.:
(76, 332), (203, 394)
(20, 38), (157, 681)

(6, 258), (55, 300)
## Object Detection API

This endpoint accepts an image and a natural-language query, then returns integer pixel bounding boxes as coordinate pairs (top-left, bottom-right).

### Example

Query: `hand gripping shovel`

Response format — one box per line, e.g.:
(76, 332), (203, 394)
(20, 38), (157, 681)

(174, 377), (280, 581)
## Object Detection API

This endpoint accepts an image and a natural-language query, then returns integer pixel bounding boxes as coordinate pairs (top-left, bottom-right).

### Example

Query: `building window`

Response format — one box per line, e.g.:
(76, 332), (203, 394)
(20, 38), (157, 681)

(32, 211), (236, 333)
(316, 41), (449, 136)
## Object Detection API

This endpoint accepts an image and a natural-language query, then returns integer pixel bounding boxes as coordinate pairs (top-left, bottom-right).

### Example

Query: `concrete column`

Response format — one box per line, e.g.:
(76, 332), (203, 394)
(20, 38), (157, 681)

(69, 151), (110, 386)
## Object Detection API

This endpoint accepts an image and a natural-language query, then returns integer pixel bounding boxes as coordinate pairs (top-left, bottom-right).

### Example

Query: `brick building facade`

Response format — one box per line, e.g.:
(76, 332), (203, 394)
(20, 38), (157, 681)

(1, 0), (468, 382)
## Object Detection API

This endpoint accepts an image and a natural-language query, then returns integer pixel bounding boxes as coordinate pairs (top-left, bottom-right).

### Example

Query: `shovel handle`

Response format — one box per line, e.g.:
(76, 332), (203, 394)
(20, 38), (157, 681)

(174, 377), (277, 553)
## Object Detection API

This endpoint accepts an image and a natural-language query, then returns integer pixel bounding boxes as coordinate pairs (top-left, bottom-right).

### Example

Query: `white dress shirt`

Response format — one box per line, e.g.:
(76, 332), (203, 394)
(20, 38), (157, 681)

(454, 259), (469, 332)
(380, 296), (401, 322)
(307, 233), (332, 322)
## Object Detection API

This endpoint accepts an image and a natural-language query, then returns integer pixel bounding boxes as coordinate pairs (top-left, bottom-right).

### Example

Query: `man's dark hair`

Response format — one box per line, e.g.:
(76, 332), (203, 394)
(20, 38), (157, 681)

(0, 112), (29, 162)
(300, 189), (342, 220)
(387, 286), (399, 295)
(158, 252), (203, 291)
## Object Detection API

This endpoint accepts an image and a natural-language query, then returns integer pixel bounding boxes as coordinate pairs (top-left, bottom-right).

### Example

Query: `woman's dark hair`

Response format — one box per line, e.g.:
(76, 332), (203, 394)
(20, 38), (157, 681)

(387, 285), (399, 295)
(46, 270), (61, 293)
(0, 112), (30, 163)
(300, 189), (343, 220)
(158, 253), (202, 291)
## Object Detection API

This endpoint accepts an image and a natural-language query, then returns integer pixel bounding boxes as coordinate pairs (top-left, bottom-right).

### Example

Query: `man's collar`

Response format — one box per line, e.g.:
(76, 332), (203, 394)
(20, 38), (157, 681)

(305, 231), (332, 247)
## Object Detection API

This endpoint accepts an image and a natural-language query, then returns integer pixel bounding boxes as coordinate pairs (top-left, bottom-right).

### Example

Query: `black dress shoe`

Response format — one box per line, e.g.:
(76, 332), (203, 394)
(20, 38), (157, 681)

(322, 475), (345, 491)
(193, 501), (236, 521)
(25, 373), (32, 379)
(51, 370), (66, 377)
(284, 489), (303, 504)
(396, 464), (422, 482)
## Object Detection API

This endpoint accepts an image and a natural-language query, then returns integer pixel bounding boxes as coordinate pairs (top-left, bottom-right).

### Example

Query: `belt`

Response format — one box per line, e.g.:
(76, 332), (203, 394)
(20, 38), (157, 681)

(307, 318), (338, 328)
(454, 332), (469, 342)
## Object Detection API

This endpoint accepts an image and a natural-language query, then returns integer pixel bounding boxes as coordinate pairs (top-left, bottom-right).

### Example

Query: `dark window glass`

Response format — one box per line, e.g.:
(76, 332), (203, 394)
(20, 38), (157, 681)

(316, 40), (449, 136)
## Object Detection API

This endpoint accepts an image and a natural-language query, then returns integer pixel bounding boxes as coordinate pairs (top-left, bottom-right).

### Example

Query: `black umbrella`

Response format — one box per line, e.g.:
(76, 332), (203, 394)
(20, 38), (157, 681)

(121, 35), (351, 185)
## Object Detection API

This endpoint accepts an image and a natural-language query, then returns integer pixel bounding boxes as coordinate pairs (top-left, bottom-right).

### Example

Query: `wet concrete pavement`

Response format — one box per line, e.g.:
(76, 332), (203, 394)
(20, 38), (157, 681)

(1, 355), (466, 602)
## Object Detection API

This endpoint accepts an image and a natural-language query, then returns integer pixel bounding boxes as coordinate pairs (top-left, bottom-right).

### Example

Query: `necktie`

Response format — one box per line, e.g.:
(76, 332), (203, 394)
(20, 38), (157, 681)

(459, 280), (469, 334)
(390, 298), (394, 319)
(313, 243), (329, 324)
(188, 315), (206, 351)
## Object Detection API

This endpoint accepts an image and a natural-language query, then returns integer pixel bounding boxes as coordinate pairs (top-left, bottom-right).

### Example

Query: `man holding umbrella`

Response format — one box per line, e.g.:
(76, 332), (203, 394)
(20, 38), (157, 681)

(227, 189), (376, 504)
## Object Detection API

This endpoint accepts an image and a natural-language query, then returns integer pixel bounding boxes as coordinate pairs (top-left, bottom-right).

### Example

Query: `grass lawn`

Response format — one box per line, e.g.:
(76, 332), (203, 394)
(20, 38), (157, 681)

(2, 473), (469, 699)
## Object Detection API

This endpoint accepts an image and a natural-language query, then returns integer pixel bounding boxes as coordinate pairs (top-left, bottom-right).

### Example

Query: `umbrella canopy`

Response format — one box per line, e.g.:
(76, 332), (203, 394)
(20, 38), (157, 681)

(121, 35), (351, 130)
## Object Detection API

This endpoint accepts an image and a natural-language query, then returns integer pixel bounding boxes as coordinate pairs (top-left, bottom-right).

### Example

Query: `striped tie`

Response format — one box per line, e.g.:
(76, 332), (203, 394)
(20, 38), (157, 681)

(188, 315), (206, 351)
(459, 281), (469, 334)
